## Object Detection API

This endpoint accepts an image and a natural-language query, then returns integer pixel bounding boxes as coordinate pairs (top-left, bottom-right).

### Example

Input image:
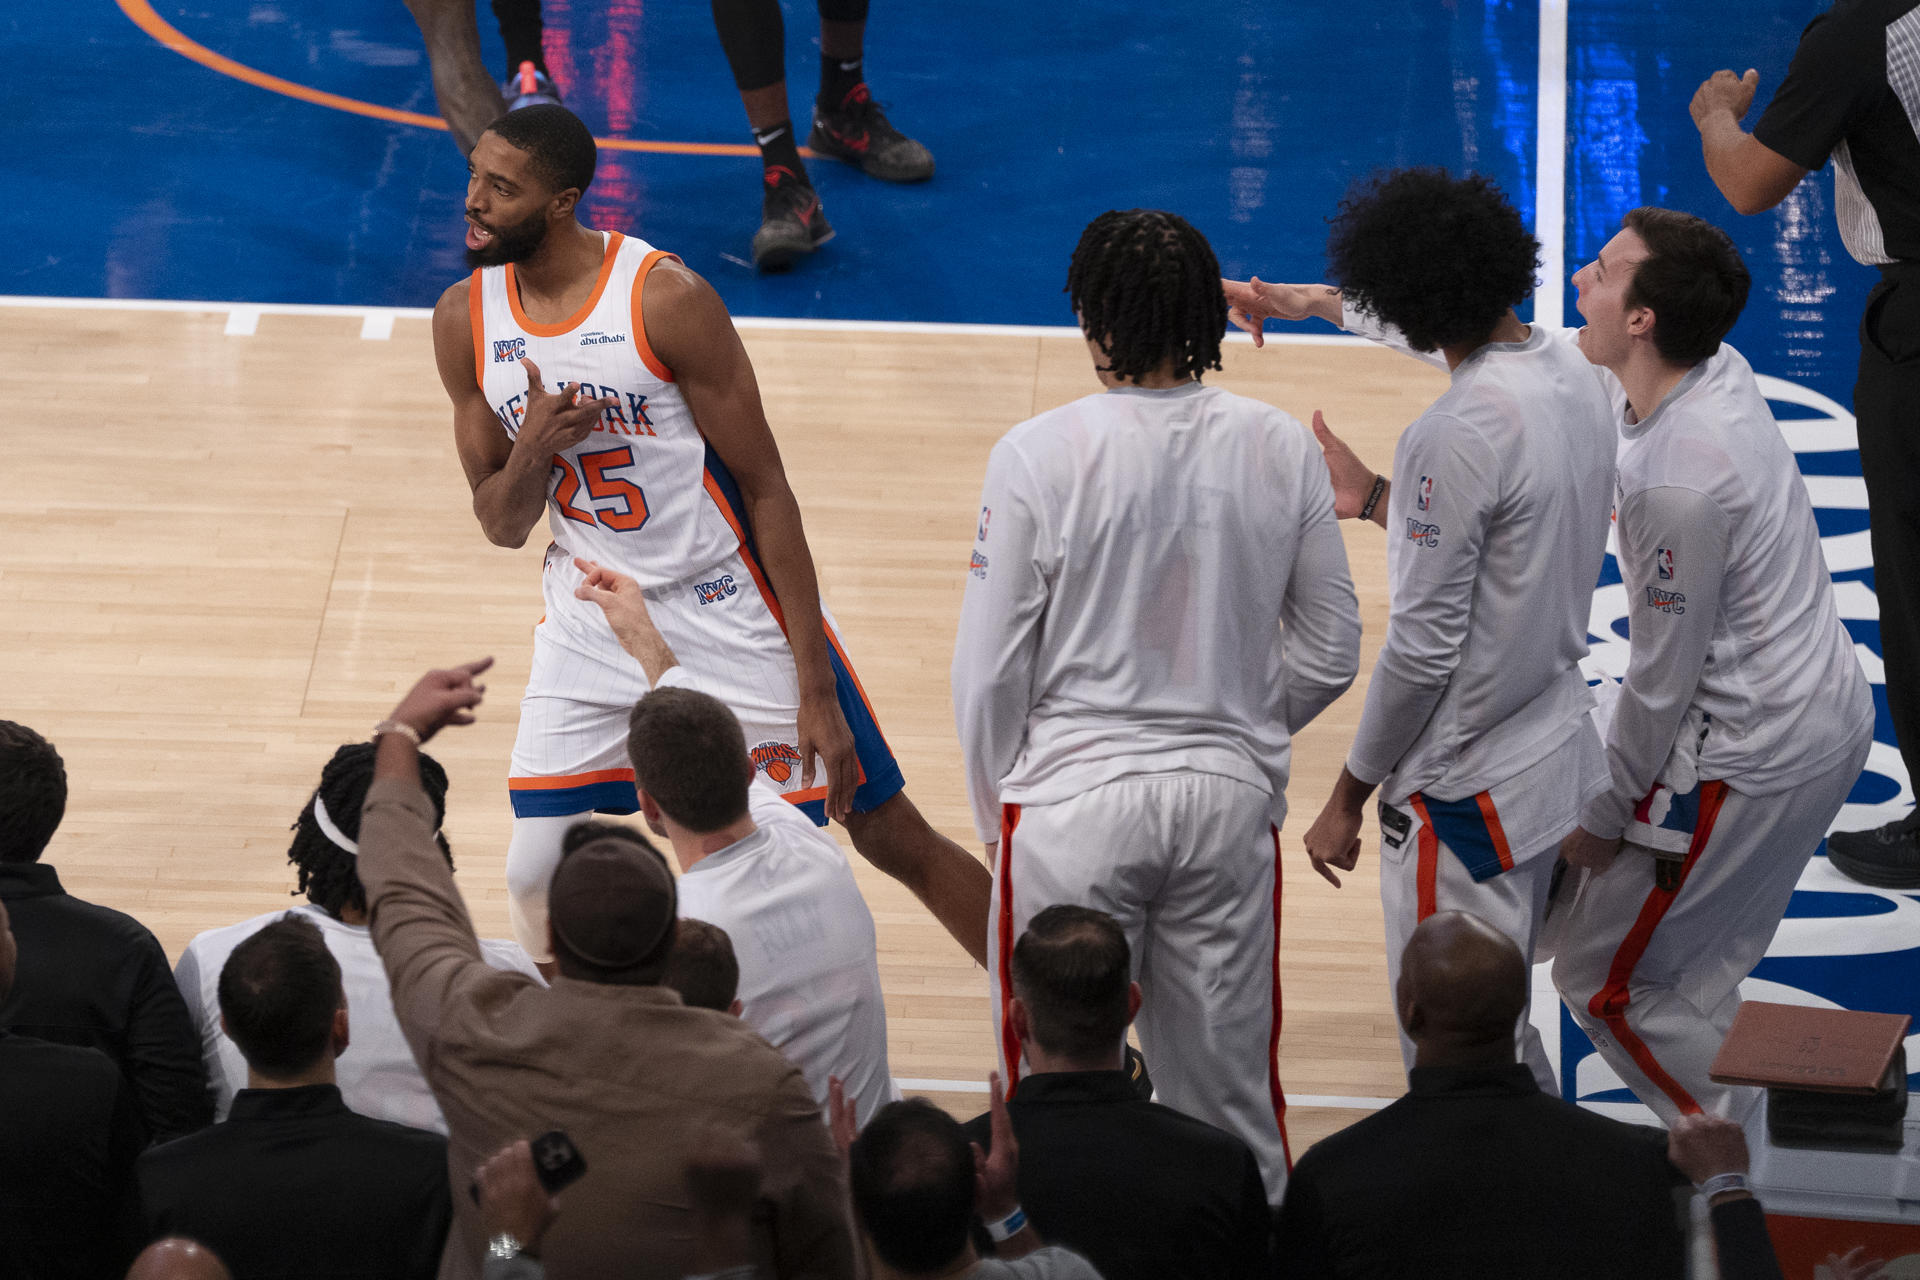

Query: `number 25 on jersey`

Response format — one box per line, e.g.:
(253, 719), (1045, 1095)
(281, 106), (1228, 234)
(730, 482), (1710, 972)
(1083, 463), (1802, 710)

(551, 446), (650, 532)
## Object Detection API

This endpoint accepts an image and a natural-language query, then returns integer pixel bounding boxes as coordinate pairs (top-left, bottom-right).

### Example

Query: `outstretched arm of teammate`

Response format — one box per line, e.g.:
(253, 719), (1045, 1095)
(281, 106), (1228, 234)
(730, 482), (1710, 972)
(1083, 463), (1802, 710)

(952, 442), (1052, 848)
(1565, 486), (1730, 869)
(1221, 278), (1343, 346)
(573, 558), (678, 682)
(432, 280), (617, 549)
(641, 262), (859, 822)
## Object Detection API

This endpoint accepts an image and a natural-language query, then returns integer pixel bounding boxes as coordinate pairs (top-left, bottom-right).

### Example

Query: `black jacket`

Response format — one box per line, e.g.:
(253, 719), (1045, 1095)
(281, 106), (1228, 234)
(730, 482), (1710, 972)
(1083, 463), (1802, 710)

(1273, 1063), (1690, 1279)
(0, 1031), (145, 1280)
(137, 1083), (452, 1279)
(966, 1069), (1272, 1280)
(0, 860), (212, 1142)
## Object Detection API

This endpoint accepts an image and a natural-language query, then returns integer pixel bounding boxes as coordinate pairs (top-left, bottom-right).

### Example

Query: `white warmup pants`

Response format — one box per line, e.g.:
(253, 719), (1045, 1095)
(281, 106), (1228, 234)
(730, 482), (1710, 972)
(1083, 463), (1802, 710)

(1551, 740), (1869, 1125)
(1378, 801), (1560, 1093)
(988, 771), (1291, 1202)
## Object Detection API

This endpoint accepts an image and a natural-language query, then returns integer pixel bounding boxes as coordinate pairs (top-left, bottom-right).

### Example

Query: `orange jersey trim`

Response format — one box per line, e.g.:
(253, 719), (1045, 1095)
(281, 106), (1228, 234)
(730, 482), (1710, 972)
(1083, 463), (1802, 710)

(1408, 794), (1440, 921)
(506, 230), (626, 337)
(630, 249), (681, 382)
(466, 270), (486, 391)
(509, 767), (637, 790)
(1475, 790), (1516, 873)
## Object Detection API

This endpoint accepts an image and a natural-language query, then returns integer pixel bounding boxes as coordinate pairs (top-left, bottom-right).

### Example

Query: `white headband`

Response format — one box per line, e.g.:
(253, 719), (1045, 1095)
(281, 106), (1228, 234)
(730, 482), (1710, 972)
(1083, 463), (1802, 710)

(310, 794), (359, 856)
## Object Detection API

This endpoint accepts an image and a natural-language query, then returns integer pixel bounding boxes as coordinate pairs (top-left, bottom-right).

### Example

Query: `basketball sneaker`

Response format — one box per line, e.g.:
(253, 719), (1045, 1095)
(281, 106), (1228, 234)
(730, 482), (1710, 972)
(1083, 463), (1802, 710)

(503, 61), (562, 112)
(1826, 812), (1920, 888)
(751, 167), (834, 271)
(807, 84), (934, 183)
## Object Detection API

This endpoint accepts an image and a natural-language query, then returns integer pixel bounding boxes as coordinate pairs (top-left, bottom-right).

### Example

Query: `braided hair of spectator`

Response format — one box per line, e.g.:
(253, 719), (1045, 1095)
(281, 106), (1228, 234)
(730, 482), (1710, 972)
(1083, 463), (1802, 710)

(288, 743), (453, 920)
(1067, 209), (1227, 384)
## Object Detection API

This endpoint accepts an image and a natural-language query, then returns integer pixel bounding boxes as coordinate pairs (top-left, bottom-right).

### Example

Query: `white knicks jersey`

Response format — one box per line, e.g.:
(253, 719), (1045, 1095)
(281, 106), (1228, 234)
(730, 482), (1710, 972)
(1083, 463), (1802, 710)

(471, 230), (739, 590)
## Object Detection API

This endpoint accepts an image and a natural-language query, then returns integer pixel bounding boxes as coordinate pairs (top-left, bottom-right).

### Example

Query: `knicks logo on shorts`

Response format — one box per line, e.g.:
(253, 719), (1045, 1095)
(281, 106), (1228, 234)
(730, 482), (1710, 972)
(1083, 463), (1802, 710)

(696, 575), (737, 605)
(493, 337), (526, 363)
(751, 741), (804, 784)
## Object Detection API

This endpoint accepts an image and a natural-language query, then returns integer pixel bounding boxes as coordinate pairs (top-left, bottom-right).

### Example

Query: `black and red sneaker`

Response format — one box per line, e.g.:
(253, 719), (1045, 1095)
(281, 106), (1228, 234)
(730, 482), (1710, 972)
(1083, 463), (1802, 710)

(751, 165), (834, 272)
(808, 84), (935, 183)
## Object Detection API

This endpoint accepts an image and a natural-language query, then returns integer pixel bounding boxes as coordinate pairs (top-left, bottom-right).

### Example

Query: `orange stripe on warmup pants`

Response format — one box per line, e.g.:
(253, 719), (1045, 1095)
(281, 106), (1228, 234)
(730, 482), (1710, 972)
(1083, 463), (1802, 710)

(1380, 796), (1560, 1093)
(1550, 737), (1868, 1125)
(988, 771), (1292, 1203)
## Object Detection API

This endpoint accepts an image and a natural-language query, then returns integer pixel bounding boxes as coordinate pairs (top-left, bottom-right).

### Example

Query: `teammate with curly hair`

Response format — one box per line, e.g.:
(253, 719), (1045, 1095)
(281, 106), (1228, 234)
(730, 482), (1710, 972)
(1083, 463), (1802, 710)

(1223, 169), (1617, 1091)
(171, 743), (540, 1132)
(954, 209), (1363, 1200)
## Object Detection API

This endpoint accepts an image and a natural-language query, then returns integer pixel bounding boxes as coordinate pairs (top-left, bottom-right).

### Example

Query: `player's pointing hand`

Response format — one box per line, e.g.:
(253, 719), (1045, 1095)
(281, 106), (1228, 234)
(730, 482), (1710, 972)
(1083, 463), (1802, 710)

(1311, 411), (1381, 521)
(518, 356), (617, 454)
(388, 657), (494, 743)
(574, 558), (679, 683)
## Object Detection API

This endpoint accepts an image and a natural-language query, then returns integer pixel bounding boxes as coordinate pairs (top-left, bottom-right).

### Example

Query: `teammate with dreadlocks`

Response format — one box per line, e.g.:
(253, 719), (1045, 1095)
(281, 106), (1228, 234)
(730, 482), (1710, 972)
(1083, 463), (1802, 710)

(1224, 169), (1617, 1093)
(171, 743), (539, 1132)
(951, 208), (1362, 1202)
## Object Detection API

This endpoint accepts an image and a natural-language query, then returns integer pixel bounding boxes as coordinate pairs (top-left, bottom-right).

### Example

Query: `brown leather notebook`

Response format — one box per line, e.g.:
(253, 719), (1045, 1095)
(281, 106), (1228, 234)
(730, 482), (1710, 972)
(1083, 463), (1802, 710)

(1709, 1002), (1910, 1095)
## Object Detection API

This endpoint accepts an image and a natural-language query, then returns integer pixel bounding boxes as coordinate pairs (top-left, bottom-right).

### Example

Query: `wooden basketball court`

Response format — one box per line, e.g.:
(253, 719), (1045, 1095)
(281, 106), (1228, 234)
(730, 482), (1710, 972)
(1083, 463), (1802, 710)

(0, 303), (1445, 1148)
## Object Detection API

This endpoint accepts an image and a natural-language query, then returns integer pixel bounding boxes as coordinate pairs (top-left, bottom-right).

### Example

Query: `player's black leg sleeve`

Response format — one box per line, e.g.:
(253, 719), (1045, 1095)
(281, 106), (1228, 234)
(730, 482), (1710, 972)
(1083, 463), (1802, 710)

(490, 0), (547, 75)
(1857, 267), (1920, 783)
(817, 0), (869, 21)
(712, 0), (787, 93)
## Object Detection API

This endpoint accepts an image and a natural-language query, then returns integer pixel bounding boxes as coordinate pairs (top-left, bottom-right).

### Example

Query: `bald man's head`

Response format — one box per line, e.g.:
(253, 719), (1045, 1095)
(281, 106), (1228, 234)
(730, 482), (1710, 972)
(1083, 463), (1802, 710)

(126, 1239), (232, 1280)
(1396, 911), (1528, 1056)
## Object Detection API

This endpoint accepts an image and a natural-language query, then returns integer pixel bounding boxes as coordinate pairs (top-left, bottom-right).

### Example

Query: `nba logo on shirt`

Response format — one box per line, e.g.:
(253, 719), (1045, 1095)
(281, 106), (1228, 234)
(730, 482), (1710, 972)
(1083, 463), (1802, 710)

(1416, 477), (1432, 511)
(977, 507), (991, 541)
(1657, 548), (1674, 580)
(493, 337), (526, 363)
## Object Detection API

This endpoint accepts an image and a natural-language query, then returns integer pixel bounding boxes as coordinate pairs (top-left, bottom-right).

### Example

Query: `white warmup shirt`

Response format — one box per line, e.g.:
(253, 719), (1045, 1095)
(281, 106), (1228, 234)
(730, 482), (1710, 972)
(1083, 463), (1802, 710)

(1341, 309), (1617, 850)
(173, 903), (541, 1133)
(1581, 342), (1873, 837)
(951, 382), (1362, 842)
(662, 670), (896, 1126)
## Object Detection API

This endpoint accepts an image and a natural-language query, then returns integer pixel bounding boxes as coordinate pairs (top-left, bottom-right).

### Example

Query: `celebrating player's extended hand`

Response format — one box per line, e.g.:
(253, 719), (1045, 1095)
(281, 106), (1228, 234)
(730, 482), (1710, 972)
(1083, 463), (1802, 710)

(516, 357), (617, 455)
(1310, 411), (1381, 521)
(387, 658), (494, 743)
(971, 1071), (1021, 1225)
(1689, 68), (1759, 130)
(798, 690), (859, 824)
(1303, 795), (1365, 888)
(1222, 278), (1343, 347)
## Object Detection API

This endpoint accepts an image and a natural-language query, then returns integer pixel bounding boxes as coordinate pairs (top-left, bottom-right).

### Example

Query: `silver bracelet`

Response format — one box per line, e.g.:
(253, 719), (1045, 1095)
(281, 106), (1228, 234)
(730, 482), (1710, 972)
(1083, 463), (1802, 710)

(1699, 1171), (1750, 1200)
(372, 718), (422, 747)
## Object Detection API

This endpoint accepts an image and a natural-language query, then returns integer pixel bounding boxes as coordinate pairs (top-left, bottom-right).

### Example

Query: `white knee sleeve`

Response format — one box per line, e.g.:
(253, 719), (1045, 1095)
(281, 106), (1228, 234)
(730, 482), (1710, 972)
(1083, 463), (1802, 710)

(505, 814), (579, 963)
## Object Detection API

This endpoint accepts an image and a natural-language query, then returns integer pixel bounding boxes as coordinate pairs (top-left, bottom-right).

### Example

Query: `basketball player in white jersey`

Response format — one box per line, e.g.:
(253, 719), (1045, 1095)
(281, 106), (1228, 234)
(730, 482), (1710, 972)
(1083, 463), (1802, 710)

(1224, 169), (1617, 1092)
(430, 105), (991, 965)
(572, 558), (897, 1127)
(953, 209), (1364, 1201)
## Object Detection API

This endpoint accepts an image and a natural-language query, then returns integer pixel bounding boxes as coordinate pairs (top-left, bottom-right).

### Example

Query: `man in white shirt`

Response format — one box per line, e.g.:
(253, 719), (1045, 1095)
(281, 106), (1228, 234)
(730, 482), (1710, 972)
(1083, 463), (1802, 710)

(173, 744), (539, 1133)
(1226, 169), (1617, 1091)
(1549, 208), (1872, 1122)
(951, 209), (1363, 1201)
(574, 559), (897, 1127)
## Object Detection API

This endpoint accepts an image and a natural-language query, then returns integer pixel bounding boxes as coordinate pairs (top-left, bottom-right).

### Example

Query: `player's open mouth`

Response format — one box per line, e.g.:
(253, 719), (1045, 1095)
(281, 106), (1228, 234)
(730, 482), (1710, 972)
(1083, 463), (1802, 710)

(466, 220), (495, 250)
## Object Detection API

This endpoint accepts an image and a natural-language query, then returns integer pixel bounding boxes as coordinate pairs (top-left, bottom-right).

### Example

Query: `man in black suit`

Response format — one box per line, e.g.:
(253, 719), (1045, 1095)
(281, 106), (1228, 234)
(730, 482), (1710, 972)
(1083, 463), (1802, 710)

(1273, 911), (1690, 1278)
(0, 897), (146, 1280)
(965, 905), (1272, 1280)
(0, 719), (210, 1142)
(137, 914), (451, 1277)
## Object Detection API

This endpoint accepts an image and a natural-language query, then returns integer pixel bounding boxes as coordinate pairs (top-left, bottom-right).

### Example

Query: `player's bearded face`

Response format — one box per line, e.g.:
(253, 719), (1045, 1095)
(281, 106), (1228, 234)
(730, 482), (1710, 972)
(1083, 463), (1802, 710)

(465, 206), (550, 269)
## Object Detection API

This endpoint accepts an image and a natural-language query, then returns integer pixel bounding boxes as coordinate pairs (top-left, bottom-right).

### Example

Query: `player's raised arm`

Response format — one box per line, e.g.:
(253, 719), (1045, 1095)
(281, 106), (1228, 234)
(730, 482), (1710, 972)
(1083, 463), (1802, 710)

(430, 279), (614, 549)
(640, 260), (860, 822)
(1221, 278), (1343, 346)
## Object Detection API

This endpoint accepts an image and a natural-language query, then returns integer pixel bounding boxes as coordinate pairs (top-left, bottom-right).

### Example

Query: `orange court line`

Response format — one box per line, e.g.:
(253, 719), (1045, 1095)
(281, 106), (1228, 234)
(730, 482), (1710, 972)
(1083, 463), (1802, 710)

(117, 0), (805, 159)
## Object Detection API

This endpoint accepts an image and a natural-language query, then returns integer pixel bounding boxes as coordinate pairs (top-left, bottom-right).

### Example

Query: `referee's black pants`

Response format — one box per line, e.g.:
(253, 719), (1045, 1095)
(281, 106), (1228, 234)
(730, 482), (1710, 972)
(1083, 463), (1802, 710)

(1857, 259), (1920, 783)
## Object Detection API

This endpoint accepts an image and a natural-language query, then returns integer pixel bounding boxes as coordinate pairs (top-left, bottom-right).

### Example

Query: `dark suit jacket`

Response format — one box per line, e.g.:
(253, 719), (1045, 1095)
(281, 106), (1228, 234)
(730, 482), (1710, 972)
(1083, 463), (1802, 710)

(0, 1031), (144, 1280)
(0, 860), (211, 1142)
(137, 1084), (451, 1279)
(1273, 1064), (1689, 1279)
(965, 1069), (1271, 1280)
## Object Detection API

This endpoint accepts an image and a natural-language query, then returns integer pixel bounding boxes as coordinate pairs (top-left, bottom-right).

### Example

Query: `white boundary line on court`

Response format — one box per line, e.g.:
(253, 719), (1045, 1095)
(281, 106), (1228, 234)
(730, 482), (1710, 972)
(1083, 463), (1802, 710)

(0, 293), (1374, 347)
(1534, 0), (1569, 327)
(896, 1079), (1393, 1110)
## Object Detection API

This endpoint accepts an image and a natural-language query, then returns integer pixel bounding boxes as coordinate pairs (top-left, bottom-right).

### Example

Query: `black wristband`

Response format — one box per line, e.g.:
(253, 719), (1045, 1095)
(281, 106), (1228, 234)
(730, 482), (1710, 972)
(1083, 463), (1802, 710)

(1358, 474), (1388, 521)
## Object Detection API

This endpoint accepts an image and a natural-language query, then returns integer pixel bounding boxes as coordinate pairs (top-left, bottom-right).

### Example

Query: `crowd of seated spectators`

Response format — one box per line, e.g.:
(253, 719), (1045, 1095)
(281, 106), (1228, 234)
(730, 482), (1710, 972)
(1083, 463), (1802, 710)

(0, 692), (1795, 1279)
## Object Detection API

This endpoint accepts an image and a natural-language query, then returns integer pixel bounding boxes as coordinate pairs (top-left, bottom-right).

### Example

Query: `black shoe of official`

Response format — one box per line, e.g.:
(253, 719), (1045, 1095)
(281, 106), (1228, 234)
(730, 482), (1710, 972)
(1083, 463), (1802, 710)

(808, 84), (935, 183)
(1826, 812), (1920, 889)
(1125, 1045), (1154, 1100)
(751, 166), (834, 272)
